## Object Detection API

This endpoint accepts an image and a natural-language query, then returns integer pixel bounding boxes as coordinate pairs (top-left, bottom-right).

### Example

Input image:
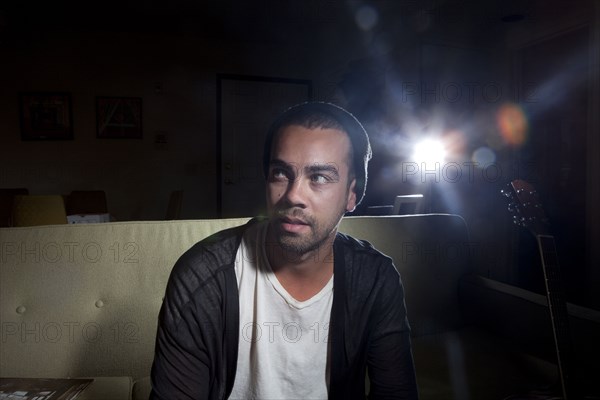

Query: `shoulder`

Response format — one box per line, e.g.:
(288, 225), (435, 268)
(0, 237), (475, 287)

(161, 219), (260, 324)
(334, 231), (403, 299)
(335, 232), (397, 275)
(333, 232), (410, 336)
(177, 221), (248, 271)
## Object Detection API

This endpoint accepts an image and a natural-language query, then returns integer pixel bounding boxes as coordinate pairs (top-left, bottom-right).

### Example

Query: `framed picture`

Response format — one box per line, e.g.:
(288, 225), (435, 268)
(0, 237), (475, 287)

(19, 92), (73, 140)
(96, 97), (142, 139)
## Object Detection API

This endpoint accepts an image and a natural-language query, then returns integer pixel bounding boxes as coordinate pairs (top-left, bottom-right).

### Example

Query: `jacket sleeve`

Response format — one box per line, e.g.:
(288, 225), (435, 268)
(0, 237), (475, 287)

(150, 253), (219, 400)
(367, 261), (419, 399)
(150, 304), (212, 399)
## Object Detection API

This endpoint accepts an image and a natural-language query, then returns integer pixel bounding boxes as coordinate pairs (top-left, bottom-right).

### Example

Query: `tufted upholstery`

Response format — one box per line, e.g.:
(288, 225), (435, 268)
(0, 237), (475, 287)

(0, 218), (250, 381)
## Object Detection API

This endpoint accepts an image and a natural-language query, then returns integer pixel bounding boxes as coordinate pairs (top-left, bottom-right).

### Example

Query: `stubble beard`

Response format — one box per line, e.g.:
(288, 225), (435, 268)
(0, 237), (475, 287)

(277, 221), (324, 256)
(270, 207), (346, 257)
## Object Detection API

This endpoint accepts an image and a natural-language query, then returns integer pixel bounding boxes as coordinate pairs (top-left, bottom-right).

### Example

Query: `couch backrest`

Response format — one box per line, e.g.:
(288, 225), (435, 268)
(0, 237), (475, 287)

(339, 215), (472, 336)
(0, 214), (471, 380)
(0, 218), (250, 380)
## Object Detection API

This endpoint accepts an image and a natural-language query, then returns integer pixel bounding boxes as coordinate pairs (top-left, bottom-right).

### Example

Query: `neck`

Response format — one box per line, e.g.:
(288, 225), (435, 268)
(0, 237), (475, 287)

(265, 226), (336, 301)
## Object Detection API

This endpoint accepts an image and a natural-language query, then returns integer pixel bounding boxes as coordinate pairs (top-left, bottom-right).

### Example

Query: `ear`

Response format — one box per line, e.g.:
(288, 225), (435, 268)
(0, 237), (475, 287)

(346, 178), (357, 212)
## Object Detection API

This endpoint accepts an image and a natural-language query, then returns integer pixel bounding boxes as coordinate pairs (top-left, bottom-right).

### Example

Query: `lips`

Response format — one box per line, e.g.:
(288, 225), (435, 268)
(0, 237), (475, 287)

(278, 215), (310, 233)
(281, 216), (308, 225)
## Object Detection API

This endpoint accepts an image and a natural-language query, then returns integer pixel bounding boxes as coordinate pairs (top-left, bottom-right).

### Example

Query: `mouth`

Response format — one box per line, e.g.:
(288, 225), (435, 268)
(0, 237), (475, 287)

(278, 215), (310, 234)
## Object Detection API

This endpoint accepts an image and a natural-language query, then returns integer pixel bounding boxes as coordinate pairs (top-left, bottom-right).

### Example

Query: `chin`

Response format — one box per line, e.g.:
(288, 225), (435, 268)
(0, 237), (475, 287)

(279, 233), (331, 256)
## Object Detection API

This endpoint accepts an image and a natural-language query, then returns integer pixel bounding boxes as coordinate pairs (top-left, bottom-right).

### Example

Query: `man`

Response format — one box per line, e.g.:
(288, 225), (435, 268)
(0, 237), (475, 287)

(150, 102), (418, 399)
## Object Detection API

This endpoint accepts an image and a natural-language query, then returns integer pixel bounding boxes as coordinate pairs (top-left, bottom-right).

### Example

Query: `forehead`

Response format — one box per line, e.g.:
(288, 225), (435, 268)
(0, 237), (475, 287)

(271, 125), (352, 164)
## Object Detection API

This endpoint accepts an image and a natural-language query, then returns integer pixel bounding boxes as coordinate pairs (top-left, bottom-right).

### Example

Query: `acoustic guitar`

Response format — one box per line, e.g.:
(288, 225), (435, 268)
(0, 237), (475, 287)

(501, 179), (574, 400)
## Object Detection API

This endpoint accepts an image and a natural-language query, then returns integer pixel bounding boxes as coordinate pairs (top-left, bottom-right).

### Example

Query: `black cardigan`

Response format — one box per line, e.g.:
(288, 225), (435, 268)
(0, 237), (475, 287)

(151, 219), (418, 399)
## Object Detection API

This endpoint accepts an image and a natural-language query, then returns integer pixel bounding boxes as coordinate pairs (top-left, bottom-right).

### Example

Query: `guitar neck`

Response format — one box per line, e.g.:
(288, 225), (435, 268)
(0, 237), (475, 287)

(536, 234), (573, 400)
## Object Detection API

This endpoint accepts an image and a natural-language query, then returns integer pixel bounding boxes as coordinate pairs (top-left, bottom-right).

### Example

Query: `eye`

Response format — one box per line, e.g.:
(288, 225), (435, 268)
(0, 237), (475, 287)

(311, 174), (329, 184)
(270, 168), (290, 182)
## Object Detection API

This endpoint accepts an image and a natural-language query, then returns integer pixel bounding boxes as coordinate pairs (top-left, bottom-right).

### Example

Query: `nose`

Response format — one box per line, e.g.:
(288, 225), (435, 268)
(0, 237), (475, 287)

(283, 176), (307, 208)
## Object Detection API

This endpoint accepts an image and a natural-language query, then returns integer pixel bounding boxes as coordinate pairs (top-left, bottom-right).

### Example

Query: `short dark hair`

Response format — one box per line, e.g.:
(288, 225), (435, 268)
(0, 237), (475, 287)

(263, 102), (372, 205)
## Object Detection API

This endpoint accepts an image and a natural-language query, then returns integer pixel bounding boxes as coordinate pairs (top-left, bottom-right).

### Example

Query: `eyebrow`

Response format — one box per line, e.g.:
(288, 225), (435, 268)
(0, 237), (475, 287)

(269, 159), (340, 178)
(269, 159), (294, 172)
(305, 163), (340, 179)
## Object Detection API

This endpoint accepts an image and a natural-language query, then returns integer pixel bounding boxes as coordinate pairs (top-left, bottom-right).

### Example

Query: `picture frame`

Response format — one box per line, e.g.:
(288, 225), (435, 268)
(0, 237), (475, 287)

(19, 92), (73, 140)
(96, 97), (143, 139)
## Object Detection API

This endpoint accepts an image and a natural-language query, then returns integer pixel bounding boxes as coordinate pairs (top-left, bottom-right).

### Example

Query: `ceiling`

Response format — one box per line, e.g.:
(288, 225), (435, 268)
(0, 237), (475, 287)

(1, 0), (588, 43)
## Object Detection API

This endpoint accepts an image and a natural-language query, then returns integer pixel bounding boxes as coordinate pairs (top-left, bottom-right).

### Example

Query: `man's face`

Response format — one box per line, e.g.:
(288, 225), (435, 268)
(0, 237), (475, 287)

(266, 124), (357, 255)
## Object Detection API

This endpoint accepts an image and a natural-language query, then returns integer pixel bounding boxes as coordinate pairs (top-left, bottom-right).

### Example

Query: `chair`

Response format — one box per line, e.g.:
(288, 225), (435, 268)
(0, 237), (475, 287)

(65, 190), (108, 215)
(0, 188), (29, 227)
(165, 190), (183, 220)
(392, 194), (424, 215)
(11, 195), (68, 226)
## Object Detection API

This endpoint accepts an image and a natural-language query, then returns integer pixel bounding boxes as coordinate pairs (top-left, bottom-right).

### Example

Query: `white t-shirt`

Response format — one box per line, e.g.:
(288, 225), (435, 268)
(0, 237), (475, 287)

(229, 221), (333, 400)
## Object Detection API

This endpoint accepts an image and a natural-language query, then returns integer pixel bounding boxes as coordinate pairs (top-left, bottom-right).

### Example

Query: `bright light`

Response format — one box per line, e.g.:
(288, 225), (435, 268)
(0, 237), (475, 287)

(412, 139), (446, 165)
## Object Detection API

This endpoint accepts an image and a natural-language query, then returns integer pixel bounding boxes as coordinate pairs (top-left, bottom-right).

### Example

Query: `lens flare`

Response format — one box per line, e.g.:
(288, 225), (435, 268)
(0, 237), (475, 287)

(472, 146), (496, 165)
(355, 5), (378, 31)
(496, 103), (528, 146)
(444, 129), (467, 160)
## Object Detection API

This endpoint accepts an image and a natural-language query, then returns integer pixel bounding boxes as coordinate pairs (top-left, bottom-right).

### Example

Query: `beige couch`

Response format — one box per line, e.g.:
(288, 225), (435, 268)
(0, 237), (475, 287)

(2, 215), (597, 399)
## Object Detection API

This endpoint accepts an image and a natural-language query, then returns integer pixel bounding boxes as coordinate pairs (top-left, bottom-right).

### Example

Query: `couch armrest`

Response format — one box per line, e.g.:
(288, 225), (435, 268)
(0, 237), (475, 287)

(459, 274), (600, 388)
(132, 376), (151, 400)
